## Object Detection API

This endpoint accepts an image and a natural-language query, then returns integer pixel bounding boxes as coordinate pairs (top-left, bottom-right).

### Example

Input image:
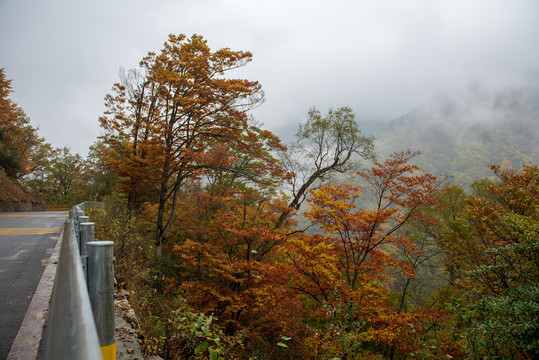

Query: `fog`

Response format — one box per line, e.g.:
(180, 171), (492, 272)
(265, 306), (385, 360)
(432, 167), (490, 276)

(1, 0), (538, 155)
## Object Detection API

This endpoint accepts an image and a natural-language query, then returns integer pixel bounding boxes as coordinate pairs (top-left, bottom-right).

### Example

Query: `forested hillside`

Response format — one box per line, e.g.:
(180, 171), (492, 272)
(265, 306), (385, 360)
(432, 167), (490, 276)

(81, 35), (538, 360)
(375, 77), (539, 186)
(2, 33), (538, 359)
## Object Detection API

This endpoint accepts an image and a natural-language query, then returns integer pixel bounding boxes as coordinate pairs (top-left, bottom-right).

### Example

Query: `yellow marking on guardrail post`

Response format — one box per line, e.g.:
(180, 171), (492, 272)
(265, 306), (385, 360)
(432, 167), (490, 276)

(100, 342), (116, 360)
(0, 227), (62, 235)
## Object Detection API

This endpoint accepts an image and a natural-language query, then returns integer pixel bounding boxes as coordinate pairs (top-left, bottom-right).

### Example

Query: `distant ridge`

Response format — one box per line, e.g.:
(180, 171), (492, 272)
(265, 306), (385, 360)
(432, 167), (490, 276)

(374, 77), (539, 186)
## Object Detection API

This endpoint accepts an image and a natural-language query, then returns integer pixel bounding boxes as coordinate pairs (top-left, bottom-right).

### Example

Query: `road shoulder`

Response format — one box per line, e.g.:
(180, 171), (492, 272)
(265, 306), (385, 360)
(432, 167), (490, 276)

(115, 291), (146, 360)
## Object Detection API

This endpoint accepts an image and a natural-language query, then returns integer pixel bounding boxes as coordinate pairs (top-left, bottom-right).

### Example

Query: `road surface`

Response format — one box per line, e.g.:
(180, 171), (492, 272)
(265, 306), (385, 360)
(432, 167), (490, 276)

(0, 211), (68, 360)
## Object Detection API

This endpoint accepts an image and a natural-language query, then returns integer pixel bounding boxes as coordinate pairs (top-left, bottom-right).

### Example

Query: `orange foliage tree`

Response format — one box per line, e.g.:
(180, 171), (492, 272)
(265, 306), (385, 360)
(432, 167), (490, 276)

(443, 164), (539, 293)
(0, 68), (45, 179)
(161, 146), (299, 355)
(276, 151), (445, 358)
(162, 151), (446, 358)
(158, 106), (376, 357)
(99, 34), (283, 257)
(433, 164), (539, 359)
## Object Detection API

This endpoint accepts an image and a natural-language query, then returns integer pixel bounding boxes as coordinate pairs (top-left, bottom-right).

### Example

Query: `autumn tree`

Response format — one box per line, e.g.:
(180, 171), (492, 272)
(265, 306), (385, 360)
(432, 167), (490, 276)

(277, 151), (444, 358)
(21, 142), (54, 197)
(84, 140), (121, 200)
(434, 164), (539, 359)
(23, 146), (89, 205)
(153, 142), (293, 353)
(278, 106), (374, 225)
(307, 151), (441, 290)
(252, 106), (375, 261)
(99, 34), (284, 257)
(172, 188), (290, 322)
(160, 107), (374, 353)
(0, 68), (45, 179)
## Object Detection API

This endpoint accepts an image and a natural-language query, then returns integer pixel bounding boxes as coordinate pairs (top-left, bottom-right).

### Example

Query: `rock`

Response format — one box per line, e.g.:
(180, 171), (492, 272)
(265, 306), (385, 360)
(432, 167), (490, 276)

(115, 289), (130, 299)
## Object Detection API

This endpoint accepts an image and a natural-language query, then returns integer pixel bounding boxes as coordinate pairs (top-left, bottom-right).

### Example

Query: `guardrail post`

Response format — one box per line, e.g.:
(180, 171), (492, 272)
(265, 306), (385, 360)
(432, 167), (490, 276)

(77, 215), (89, 236)
(87, 241), (116, 360)
(76, 215), (89, 249)
(78, 215), (89, 234)
(73, 207), (78, 232)
(79, 222), (94, 280)
(75, 206), (84, 220)
(74, 207), (85, 243)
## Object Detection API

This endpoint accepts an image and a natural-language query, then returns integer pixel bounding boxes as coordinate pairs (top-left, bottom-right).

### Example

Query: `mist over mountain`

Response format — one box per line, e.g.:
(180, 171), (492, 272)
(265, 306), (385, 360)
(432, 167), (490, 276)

(374, 75), (539, 186)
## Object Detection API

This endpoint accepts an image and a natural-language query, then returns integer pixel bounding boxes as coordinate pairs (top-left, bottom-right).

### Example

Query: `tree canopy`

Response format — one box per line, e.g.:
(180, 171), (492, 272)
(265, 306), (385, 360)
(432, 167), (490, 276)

(99, 34), (284, 257)
(4, 31), (539, 359)
(0, 68), (44, 179)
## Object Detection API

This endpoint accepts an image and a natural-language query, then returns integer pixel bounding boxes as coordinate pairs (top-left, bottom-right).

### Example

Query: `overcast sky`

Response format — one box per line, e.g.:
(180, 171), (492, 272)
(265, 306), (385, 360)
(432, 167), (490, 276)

(1, 0), (538, 156)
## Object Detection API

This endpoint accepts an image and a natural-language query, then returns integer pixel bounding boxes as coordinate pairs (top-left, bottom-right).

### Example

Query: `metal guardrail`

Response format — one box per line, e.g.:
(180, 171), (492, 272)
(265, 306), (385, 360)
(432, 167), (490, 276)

(44, 212), (103, 359)
(44, 202), (115, 360)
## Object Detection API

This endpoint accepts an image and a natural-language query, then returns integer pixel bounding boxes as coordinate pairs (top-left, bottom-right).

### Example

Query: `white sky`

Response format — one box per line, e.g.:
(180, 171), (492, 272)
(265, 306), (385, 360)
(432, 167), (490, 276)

(1, 0), (538, 156)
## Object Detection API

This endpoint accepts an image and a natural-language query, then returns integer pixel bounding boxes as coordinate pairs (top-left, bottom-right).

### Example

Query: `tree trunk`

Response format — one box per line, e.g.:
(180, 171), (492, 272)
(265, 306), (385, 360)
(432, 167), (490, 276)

(155, 165), (169, 258)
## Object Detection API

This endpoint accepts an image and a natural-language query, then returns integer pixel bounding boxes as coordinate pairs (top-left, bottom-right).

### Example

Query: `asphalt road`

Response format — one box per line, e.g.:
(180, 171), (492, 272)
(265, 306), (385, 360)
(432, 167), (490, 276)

(0, 211), (68, 360)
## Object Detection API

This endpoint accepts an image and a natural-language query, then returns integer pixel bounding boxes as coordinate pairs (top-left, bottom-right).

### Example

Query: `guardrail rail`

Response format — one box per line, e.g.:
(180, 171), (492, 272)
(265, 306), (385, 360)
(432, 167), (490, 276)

(44, 202), (115, 360)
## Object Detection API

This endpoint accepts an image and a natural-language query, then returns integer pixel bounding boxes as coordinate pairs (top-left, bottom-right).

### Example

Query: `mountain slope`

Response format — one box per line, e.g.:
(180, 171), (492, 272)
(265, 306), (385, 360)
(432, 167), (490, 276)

(374, 78), (539, 186)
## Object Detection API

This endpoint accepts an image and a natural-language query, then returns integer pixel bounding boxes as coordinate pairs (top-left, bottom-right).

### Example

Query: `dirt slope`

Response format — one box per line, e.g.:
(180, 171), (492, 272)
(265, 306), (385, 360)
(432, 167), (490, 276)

(0, 166), (44, 212)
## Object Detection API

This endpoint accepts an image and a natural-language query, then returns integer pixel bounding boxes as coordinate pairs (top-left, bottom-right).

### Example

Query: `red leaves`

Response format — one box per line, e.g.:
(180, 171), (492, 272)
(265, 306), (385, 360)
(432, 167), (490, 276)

(304, 151), (441, 290)
(359, 150), (440, 211)
(273, 151), (444, 354)
(132, 143), (450, 357)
